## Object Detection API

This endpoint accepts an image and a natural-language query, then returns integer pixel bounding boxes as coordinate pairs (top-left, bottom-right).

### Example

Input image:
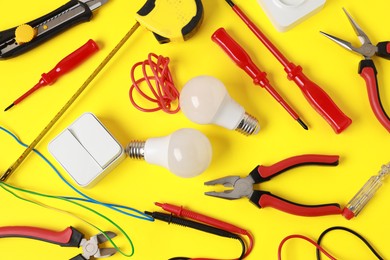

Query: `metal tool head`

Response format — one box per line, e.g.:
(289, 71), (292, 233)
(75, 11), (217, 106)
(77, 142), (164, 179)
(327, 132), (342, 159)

(80, 231), (117, 259)
(204, 175), (254, 199)
(81, 0), (108, 11)
(320, 8), (377, 58)
(342, 8), (371, 46)
(320, 31), (356, 52)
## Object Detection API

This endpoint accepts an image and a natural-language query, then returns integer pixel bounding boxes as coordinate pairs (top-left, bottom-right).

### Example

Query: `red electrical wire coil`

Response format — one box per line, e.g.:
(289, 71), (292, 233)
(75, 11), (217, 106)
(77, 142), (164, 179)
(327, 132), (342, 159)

(129, 53), (180, 114)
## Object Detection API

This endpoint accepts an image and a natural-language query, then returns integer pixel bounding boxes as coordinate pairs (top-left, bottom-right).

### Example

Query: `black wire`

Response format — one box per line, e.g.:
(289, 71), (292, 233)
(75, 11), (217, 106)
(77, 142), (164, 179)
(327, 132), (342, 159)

(167, 234), (245, 260)
(236, 235), (246, 260)
(146, 211), (246, 260)
(316, 226), (383, 260)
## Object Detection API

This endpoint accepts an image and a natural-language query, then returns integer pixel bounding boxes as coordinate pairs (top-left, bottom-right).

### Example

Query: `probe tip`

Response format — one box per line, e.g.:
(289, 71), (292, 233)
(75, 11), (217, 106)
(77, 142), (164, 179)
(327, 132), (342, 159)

(225, 0), (235, 7)
(297, 118), (308, 130)
(4, 103), (14, 112)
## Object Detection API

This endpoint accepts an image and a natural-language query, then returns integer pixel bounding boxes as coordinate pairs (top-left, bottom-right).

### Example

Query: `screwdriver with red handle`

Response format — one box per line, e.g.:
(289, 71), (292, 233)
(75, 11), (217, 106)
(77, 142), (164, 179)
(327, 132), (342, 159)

(212, 27), (308, 130)
(4, 39), (99, 111)
(224, 0), (352, 134)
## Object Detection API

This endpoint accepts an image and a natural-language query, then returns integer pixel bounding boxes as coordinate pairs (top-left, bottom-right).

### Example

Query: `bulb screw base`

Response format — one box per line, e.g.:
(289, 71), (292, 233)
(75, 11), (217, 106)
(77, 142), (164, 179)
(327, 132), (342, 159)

(126, 141), (146, 159)
(236, 112), (260, 136)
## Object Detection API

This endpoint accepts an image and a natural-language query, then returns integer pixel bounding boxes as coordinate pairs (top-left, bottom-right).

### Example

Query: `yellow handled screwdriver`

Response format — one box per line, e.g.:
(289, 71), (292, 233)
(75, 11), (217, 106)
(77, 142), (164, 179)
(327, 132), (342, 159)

(0, 0), (204, 182)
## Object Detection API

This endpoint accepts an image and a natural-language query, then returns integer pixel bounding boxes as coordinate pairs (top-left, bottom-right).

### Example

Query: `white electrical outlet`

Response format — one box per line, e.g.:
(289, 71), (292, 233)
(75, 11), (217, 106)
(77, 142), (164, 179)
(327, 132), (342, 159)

(257, 0), (326, 32)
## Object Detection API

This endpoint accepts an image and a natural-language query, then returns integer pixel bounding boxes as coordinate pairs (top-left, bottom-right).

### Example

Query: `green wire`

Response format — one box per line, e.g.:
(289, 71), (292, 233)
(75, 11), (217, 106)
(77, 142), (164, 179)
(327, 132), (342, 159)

(0, 125), (143, 257)
(0, 181), (135, 257)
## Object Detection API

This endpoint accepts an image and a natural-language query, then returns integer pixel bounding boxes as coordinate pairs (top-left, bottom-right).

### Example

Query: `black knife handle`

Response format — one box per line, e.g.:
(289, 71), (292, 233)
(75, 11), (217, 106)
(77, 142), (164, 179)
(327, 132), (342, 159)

(0, 0), (92, 59)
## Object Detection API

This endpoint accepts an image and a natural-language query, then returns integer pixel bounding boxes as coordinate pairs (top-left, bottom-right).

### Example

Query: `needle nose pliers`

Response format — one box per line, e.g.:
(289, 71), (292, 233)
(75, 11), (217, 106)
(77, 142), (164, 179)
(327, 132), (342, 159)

(321, 8), (390, 132)
(0, 226), (117, 259)
(205, 154), (342, 217)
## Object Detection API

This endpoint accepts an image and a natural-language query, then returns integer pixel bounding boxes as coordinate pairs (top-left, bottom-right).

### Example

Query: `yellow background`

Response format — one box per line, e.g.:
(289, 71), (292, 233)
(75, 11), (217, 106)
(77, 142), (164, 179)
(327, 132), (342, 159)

(1, 0), (389, 259)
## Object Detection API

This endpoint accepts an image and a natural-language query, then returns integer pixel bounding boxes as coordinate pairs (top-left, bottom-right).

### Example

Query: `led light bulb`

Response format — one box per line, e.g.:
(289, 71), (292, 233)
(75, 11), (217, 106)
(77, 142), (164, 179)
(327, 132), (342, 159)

(126, 128), (212, 178)
(180, 76), (260, 135)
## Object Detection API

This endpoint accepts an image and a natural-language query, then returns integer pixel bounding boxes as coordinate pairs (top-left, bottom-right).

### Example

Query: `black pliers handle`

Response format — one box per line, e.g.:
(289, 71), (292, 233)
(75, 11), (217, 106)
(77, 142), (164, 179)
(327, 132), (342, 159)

(321, 8), (390, 132)
(205, 154), (342, 217)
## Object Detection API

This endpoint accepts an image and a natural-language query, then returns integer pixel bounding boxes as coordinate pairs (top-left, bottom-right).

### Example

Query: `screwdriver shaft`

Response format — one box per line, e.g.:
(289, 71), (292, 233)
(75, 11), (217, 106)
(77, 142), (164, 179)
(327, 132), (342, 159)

(4, 39), (99, 111)
(0, 22), (140, 182)
(4, 80), (45, 111)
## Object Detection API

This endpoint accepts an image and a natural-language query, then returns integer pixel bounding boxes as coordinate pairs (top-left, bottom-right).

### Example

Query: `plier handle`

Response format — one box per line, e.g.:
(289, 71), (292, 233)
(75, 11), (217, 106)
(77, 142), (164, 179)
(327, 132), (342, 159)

(321, 8), (390, 132)
(205, 154), (342, 217)
(0, 226), (117, 259)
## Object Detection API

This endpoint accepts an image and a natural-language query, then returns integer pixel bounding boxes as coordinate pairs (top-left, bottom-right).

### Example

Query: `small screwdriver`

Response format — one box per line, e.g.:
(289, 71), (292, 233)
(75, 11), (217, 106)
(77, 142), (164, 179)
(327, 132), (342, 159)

(343, 163), (390, 220)
(4, 39), (99, 111)
(212, 27), (308, 130)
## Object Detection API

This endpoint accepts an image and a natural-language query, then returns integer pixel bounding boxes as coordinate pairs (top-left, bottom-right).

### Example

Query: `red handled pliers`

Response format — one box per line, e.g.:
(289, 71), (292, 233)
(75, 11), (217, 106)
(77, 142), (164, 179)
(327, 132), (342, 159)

(205, 154), (342, 217)
(0, 226), (117, 259)
(321, 8), (390, 132)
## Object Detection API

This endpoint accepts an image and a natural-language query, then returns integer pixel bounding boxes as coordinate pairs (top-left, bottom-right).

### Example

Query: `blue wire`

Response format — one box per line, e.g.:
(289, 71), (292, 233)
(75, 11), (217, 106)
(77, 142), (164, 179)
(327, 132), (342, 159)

(0, 126), (154, 222)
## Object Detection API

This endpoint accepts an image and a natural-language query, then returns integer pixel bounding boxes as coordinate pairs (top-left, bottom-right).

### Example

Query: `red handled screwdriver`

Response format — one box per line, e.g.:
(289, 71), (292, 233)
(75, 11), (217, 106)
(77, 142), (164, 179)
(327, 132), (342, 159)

(224, 0), (352, 133)
(4, 39), (99, 111)
(212, 27), (308, 130)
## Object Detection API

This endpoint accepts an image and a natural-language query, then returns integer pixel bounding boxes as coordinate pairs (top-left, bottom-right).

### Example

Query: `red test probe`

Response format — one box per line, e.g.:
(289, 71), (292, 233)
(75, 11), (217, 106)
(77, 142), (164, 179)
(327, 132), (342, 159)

(212, 27), (308, 130)
(155, 202), (254, 259)
(4, 39), (99, 111)
(224, 0), (352, 134)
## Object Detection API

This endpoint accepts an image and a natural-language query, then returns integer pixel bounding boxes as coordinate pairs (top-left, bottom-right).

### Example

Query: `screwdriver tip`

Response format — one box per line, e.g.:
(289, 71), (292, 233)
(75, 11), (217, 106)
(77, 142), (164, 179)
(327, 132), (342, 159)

(297, 118), (308, 130)
(4, 103), (14, 112)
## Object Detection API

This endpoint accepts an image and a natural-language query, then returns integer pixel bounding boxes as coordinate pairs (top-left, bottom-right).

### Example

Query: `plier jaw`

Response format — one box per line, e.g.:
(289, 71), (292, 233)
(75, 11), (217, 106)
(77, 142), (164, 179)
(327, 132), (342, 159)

(320, 8), (377, 59)
(75, 231), (117, 260)
(204, 175), (255, 199)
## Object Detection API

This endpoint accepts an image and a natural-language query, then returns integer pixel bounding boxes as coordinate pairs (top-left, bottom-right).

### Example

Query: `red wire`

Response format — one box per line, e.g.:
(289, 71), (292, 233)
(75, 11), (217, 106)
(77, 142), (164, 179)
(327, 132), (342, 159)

(243, 231), (254, 258)
(278, 234), (336, 260)
(129, 53), (180, 114)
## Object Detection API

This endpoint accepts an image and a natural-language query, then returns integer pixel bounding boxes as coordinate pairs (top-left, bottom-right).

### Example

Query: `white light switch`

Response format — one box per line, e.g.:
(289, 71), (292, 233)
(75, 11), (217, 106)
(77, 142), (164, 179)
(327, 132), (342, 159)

(257, 0), (326, 32)
(48, 113), (125, 188)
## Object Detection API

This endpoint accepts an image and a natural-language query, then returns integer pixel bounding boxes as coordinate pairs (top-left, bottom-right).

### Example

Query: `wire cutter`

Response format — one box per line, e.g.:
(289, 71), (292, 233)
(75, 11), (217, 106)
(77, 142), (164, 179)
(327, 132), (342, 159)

(321, 8), (390, 133)
(0, 226), (117, 259)
(205, 154), (342, 217)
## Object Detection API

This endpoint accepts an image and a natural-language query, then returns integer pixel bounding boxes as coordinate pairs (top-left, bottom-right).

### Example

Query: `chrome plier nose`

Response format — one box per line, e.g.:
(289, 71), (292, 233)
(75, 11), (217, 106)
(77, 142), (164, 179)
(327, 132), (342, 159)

(320, 8), (377, 59)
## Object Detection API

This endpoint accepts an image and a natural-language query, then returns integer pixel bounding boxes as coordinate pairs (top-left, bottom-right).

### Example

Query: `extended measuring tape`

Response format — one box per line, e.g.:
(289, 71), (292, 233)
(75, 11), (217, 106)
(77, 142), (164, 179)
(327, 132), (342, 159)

(135, 0), (204, 43)
(0, 0), (204, 182)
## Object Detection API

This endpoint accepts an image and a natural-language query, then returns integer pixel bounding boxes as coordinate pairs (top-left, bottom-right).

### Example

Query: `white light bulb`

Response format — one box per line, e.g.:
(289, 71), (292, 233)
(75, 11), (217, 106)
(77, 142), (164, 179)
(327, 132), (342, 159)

(180, 76), (260, 135)
(126, 128), (212, 178)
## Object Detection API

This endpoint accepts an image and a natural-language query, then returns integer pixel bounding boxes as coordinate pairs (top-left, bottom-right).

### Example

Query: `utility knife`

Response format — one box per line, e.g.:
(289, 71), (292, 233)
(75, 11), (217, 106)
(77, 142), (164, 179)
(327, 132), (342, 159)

(0, 0), (107, 59)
